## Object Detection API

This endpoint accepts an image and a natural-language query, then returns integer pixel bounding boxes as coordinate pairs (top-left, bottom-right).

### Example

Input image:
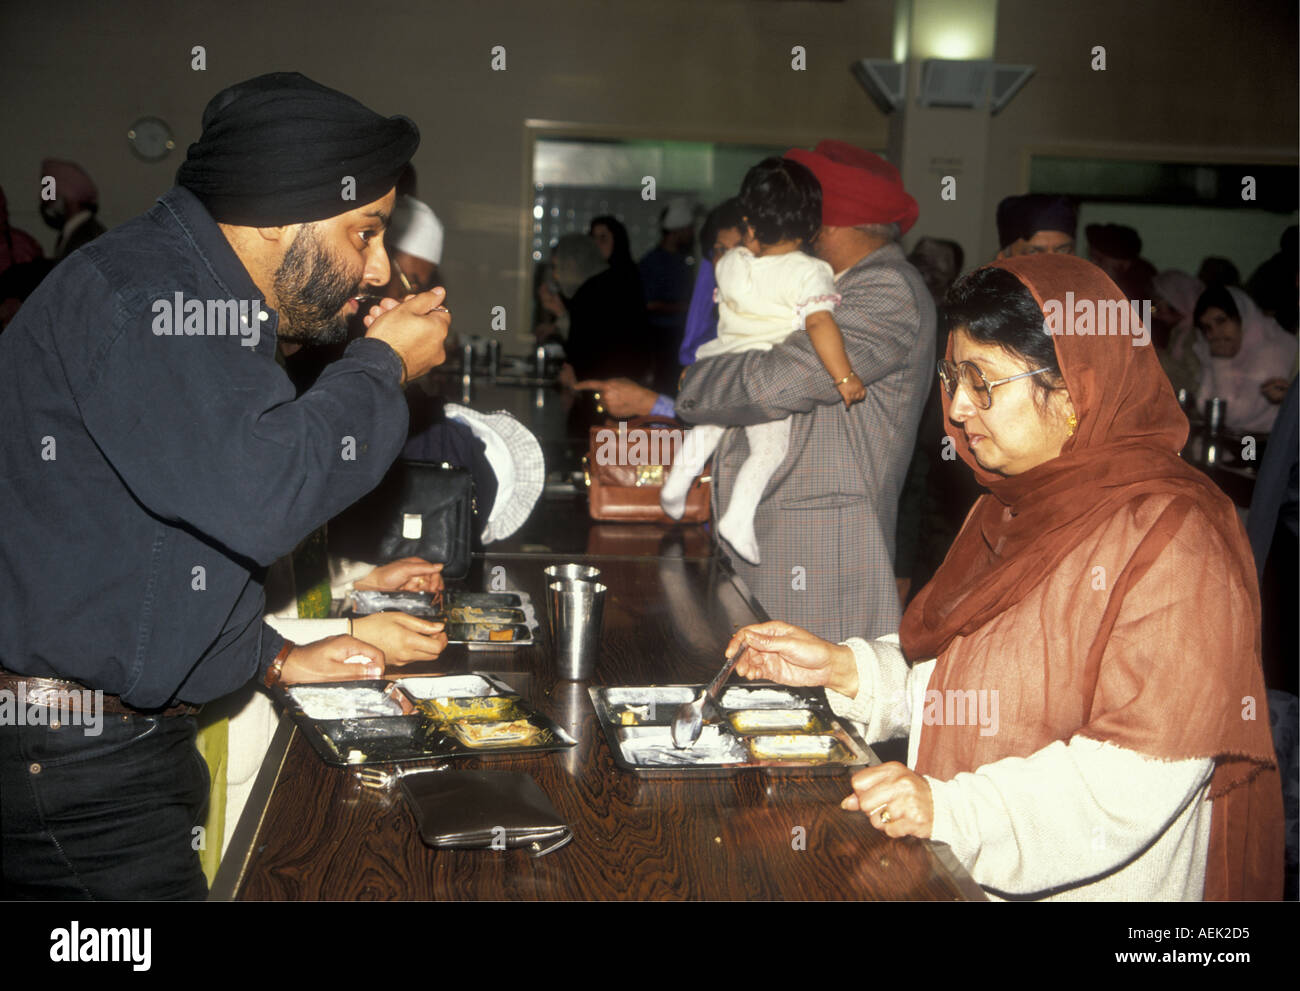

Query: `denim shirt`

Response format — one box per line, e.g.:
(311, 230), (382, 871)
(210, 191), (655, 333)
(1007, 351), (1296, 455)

(0, 186), (409, 706)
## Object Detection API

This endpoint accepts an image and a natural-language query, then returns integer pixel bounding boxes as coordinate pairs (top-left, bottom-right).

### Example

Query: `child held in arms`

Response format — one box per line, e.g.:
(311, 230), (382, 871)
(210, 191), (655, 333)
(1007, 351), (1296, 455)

(660, 157), (863, 564)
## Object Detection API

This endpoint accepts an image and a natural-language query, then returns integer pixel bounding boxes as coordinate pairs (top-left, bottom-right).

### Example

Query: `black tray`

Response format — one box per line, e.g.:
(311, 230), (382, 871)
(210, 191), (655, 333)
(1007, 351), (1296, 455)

(347, 589), (537, 648)
(277, 675), (576, 767)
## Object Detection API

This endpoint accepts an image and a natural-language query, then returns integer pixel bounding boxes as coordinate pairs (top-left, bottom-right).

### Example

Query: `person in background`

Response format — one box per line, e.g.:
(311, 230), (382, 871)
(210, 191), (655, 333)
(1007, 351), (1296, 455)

(380, 192), (455, 356)
(1150, 269), (1205, 398)
(553, 232), (651, 383)
(908, 236), (963, 296)
(660, 157), (865, 565)
(678, 197), (746, 368)
(384, 194), (444, 298)
(895, 236), (975, 606)
(574, 197), (746, 418)
(589, 214), (642, 303)
(0, 184), (43, 277)
(1192, 284), (1297, 435)
(994, 194), (1076, 258)
(1246, 225), (1299, 334)
(0, 259), (54, 333)
(1198, 255), (1241, 289)
(700, 198), (748, 265)
(1086, 222), (1156, 303)
(39, 158), (106, 260)
(639, 198), (697, 393)
(327, 192), (511, 567)
(0, 184), (50, 330)
(675, 140), (934, 642)
(533, 257), (565, 346)
(1086, 222), (1140, 282)
(1247, 377), (1298, 693)
(1244, 378), (1299, 899)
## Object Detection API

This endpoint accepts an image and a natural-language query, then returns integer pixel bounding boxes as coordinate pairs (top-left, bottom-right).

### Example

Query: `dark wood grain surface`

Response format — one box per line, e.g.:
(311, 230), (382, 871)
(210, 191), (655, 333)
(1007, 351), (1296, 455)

(231, 554), (977, 900)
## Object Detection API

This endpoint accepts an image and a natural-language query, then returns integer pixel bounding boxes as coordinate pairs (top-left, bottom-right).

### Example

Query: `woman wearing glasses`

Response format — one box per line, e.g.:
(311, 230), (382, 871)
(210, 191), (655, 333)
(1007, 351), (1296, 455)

(726, 254), (1283, 900)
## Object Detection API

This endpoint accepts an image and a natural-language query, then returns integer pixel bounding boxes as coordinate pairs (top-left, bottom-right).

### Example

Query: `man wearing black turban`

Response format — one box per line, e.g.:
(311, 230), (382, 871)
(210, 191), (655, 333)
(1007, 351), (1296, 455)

(995, 193), (1077, 259)
(0, 73), (448, 899)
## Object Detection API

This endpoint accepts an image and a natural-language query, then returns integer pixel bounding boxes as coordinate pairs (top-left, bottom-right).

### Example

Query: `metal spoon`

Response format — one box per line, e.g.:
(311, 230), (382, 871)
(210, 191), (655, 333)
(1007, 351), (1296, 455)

(670, 647), (746, 749)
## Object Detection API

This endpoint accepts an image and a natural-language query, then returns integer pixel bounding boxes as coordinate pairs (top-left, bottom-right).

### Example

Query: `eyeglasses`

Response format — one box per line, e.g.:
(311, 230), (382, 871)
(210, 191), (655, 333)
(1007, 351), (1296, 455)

(936, 359), (1052, 410)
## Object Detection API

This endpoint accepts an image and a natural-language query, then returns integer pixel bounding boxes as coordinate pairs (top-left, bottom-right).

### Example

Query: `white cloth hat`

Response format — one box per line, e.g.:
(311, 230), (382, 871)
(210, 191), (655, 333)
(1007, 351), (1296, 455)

(662, 198), (695, 230)
(443, 404), (544, 543)
(389, 194), (444, 265)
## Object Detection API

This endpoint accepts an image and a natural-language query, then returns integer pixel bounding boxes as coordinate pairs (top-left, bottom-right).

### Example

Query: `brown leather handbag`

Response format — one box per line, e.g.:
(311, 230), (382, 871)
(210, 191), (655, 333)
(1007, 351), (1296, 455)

(583, 417), (711, 523)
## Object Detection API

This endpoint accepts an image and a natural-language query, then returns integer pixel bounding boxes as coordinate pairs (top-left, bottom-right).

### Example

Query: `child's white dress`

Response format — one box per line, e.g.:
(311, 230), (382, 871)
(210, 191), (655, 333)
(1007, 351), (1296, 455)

(661, 247), (839, 564)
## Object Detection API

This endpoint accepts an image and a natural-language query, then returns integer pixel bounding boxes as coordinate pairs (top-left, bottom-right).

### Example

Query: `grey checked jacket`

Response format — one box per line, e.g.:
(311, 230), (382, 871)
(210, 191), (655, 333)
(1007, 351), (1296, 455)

(676, 242), (936, 642)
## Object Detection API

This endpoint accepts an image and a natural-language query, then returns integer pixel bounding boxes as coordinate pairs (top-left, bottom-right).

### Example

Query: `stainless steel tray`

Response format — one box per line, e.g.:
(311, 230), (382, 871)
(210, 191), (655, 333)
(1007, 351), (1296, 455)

(347, 589), (538, 648)
(589, 683), (880, 778)
(277, 675), (575, 767)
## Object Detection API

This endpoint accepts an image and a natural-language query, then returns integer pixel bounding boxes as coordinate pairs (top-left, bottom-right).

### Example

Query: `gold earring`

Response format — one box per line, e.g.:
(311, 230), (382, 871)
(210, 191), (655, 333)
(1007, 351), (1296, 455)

(1067, 412), (1077, 437)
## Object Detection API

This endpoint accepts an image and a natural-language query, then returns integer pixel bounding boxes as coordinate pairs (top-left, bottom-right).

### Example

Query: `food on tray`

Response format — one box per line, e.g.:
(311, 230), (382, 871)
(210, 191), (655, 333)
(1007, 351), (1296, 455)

(288, 685), (403, 720)
(617, 703), (651, 726)
(446, 591), (524, 609)
(592, 685), (869, 773)
(451, 718), (540, 746)
(618, 726), (748, 766)
(718, 687), (803, 710)
(746, 734), (841, 761)
(445, 622), (527, 643)
(603, 687), (696, 707)
(728, 708), (817, 733)
(488, 628), (516, 642)
(421, 695), (522, 721)
(326, 717), (424, 742)
(446, 605), (527, 625)
(350, 589), (441, 619)
(605, 688), (694, 726)
(397, 674), (506, 699)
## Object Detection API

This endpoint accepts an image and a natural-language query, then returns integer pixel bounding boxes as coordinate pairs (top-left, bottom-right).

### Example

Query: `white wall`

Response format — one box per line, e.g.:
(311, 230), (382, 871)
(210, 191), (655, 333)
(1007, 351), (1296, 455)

(975, 0), (1298, 265)
(0, 0), (895, 345)
(2, 0), (1294, 339)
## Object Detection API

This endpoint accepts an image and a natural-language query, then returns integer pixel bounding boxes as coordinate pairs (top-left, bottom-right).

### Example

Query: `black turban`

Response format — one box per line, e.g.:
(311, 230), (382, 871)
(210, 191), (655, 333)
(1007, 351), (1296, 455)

(176, 72), (419, 226)
(996, 194), (1077, 249)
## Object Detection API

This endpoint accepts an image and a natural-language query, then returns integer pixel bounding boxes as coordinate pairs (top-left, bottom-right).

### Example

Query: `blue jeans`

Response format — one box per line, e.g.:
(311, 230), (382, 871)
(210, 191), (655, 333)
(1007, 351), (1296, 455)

(0, 712), (209, 899)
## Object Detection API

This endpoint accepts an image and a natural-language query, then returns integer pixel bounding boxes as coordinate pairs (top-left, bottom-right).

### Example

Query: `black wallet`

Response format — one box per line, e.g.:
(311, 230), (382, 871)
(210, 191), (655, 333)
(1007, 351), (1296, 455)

(334, 459), (473, 580)
(400, 769), (572, 858)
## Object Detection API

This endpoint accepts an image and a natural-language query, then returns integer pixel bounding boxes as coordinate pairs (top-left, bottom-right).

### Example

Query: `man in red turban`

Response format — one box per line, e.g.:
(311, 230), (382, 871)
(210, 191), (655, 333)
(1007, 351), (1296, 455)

(676, 140), (934, 643)
(785, 140), (919, 232)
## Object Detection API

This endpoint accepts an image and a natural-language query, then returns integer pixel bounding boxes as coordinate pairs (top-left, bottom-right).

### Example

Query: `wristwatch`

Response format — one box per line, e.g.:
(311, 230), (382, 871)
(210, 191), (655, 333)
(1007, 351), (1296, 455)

(263, 641), (294, 688)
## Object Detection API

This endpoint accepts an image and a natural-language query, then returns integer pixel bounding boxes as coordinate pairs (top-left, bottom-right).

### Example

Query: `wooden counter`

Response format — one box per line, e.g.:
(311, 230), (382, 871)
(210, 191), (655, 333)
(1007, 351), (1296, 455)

(213, 554), (981, 901)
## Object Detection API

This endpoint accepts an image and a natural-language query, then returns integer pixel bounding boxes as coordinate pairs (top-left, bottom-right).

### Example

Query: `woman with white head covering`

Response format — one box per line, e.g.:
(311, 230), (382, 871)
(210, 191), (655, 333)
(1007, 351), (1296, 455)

(1151, 269), (1204, 398)
(1193, 285), (1297, 435)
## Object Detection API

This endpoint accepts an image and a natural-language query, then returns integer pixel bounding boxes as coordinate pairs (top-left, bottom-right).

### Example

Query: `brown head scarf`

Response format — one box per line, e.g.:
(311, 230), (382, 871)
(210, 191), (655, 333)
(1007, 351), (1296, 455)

(900, 253), (1282, 900)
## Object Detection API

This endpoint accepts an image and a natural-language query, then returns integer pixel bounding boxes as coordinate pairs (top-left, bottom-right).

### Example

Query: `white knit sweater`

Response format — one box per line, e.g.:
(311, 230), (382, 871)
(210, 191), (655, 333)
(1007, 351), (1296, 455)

(827, 635), (1214, 900)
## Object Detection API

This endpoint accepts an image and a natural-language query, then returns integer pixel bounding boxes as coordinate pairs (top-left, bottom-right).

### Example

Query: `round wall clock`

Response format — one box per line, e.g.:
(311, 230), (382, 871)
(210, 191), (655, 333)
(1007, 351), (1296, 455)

(127, 116), (176, 162)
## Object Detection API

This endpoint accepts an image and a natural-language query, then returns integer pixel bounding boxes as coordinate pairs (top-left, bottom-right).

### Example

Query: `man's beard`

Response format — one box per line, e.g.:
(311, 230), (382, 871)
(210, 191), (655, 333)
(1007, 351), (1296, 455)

(273, 224), (360, 346)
